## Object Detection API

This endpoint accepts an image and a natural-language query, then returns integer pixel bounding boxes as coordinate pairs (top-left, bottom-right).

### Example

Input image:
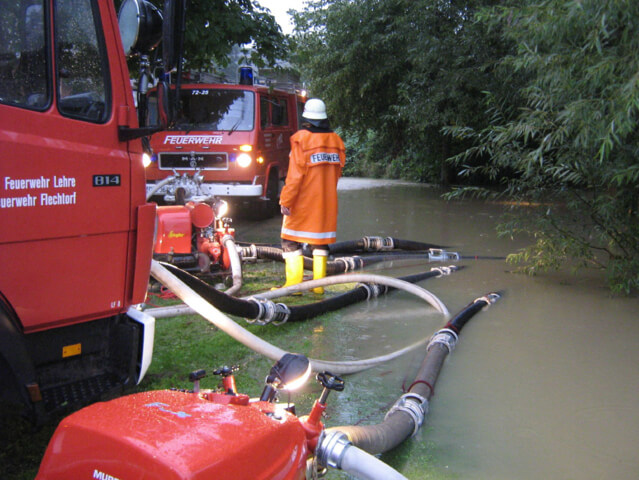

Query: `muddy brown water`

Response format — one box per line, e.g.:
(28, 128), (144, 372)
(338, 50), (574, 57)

(237, 178), (639, 480)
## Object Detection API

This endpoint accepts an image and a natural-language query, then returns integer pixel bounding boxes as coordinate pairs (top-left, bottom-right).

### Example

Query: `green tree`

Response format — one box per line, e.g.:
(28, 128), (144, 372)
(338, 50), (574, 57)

(446, 0), (639, 292)
(394, 0), (514, 183)
(182, 0), (287, 70)
(291, 0), (412, 170)
(291, 0), (508, 182)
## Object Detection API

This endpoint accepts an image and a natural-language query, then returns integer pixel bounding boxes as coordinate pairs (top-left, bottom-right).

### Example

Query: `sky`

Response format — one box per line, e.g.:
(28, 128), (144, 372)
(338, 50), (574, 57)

(258, 0), (307, 35)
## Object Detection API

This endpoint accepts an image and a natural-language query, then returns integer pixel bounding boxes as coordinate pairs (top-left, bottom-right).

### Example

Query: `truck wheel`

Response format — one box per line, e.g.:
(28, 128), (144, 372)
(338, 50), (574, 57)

(265, 172), (280, 217)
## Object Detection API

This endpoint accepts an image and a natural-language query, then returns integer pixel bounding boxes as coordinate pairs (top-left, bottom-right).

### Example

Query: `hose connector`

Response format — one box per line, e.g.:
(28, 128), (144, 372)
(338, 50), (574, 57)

(427, 327), (459, 353)
(357, 282), (389, 300)
(428, 248), (460, 261)
(384, 392), (429, 436)
(362, 236), (394, 251)
(335, 256), (363, 272)
(221, 234), (235, 245)
(430, 265), (458, 276)
(246, 298), (291, 326)
(474, 292), (501, 308)
(239, 244), (258, 261)
(315, 430), (352, 470)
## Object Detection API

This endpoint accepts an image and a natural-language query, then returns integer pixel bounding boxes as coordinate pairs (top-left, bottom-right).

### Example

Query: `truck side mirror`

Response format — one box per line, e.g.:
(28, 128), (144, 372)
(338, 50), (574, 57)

(156, 80), (170, 130)
(117, 0), (183, 142)
(162, 0), (186, 72)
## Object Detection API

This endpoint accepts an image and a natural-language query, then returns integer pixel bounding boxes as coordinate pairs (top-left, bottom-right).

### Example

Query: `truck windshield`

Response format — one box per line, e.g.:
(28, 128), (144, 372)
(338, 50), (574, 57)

(174, 89), (255, 132)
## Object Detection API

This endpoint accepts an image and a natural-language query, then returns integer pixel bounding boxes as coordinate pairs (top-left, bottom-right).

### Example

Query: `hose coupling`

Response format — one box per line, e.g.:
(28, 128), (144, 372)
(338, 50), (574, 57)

(428, 248), (460, 261)
(474, 292), (501, 308)
(362, 236), (394, 251)
(427, 327), (459, 353)
(246, 298), (291, 326)
(358, 282), (388, 300)
(239, 244), (258, 261)
(335, 256), (362, 272)
(430, 265), (458, 276)
(221, 234), (235, 245)
(315, 430), (352, 470)
(385, 392), (429, 436)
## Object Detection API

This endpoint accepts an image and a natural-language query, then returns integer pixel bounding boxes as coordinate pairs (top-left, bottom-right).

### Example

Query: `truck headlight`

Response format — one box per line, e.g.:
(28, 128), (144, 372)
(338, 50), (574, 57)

(142, 153), (152, 168)
(237, 153), (252, 168)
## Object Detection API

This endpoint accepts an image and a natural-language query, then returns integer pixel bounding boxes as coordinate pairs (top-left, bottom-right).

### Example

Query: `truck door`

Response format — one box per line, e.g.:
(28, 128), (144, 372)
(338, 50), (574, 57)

(0, 0), (137, 332)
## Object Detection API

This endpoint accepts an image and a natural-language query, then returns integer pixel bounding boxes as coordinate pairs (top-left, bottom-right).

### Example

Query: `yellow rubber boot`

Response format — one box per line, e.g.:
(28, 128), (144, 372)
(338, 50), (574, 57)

(312, 250), (328, 294)
(282, 251), (304, 288)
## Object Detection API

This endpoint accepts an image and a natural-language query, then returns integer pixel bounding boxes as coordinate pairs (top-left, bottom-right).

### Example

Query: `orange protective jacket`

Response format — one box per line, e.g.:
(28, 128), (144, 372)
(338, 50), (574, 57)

(280, 128), (345, 245)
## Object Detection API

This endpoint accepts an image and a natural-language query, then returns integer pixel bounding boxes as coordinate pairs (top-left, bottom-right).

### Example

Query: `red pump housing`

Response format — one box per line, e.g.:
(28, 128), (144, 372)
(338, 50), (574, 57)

(154, 201), (235, 273)
(37, 389), (309, 480)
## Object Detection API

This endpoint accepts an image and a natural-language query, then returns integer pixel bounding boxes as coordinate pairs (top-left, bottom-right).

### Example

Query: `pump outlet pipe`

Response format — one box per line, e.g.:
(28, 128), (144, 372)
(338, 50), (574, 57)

(316, 293), (501, 465)
(222, 235), (243, 296)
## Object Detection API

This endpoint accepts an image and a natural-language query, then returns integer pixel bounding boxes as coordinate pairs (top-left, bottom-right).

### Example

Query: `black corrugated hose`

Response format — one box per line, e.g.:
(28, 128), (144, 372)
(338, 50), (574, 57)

(326, 293), (501, 454)
(242, 244), (448, 275)
(160, 262), (460, 324)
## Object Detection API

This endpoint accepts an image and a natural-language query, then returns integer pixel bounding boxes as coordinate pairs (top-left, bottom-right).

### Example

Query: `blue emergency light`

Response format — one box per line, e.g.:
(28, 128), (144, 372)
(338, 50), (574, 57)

(239, 67), (254, 85)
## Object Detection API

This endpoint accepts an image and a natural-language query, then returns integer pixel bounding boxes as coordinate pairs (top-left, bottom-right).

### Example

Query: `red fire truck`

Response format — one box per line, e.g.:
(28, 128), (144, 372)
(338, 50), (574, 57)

(0, 0), (182, 422)
(145, 71), (306, 217)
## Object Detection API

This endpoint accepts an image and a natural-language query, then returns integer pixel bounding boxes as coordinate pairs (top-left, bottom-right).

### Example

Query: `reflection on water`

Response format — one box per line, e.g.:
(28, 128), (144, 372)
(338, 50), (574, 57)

(236, 178), (639, 480)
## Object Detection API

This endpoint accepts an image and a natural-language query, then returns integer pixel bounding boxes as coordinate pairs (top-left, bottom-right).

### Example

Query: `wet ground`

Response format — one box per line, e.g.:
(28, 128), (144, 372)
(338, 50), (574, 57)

(236, 178), (639, 479)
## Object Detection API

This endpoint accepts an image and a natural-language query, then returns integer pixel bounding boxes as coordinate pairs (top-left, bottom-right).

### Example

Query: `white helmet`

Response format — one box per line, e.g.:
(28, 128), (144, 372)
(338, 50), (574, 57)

(302, 98), (327, 120)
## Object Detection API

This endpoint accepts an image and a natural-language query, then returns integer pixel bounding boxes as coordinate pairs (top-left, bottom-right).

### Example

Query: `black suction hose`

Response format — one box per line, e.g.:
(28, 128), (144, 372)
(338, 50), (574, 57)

(325, 293), (501, 455)
(160, 262), (459, 325)
(288, 268), (459, 322)
(244, 245), (364, 274)
(244, 245), (448, 275)
(323, 237), (445, 255)
(162, 263), (260, 318)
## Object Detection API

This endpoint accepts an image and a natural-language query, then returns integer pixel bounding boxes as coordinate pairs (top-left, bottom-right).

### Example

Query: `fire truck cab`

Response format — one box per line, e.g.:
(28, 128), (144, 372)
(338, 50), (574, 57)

(146, 71), (306, 217)
(0, 0), (181, 422)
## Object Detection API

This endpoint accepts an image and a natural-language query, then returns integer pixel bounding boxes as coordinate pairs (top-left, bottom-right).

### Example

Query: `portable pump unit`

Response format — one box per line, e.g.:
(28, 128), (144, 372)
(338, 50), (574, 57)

(37, 354), (344, 480)
(153, 198), (235, 274)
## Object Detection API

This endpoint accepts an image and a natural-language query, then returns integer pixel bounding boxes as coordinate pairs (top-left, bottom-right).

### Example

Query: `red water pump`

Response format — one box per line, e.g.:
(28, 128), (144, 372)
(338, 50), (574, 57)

(36, 354), (343, 480)
(153, 198), (235, 274)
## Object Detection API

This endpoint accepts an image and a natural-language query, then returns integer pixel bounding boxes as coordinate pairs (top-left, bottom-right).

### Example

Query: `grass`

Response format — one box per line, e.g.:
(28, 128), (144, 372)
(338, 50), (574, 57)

(0, 262), (338, 479)
(1, 261), (453, 479)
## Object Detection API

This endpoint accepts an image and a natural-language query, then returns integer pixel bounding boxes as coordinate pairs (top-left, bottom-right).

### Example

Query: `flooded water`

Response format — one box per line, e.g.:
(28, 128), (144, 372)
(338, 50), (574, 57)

(237, 178), (639, 480)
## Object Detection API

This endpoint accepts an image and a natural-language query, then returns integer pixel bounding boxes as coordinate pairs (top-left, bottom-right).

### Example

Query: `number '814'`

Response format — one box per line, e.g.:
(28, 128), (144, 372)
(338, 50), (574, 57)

(93, 174), (121, 187)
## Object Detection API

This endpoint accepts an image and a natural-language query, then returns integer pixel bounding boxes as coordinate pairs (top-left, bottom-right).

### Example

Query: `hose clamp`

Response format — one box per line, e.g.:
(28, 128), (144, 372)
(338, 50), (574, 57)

(246, 298), (290, 326)
(430, 265), (457, 276)
(240, 244), (258, 261)
(385, 392), (428, 436)
(428, 248), (460, 262)
(474, 292), (501, 308)
(335, 256), (361, 272)
(363, 236), (394, 251)
(357, 282), (387, 300)
(316, 430), (351, 470)
(427, 328), (459, 353)
(271, 302), (291, 326)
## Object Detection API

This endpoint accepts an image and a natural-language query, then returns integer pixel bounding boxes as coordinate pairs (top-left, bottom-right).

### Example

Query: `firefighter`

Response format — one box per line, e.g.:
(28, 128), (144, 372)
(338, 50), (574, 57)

(279, 98), (346, 294)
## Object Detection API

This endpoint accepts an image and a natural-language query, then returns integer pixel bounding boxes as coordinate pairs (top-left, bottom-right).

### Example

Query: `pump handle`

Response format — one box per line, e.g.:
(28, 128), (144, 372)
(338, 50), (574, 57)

(317, 372), (345, 392)
(213, 365), (238, 377)
(188, 369), (206, 382)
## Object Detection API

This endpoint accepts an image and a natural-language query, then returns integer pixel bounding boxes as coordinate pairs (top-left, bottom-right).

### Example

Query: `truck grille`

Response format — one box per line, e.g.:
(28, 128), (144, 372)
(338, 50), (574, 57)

(159, 152), (228, 170)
